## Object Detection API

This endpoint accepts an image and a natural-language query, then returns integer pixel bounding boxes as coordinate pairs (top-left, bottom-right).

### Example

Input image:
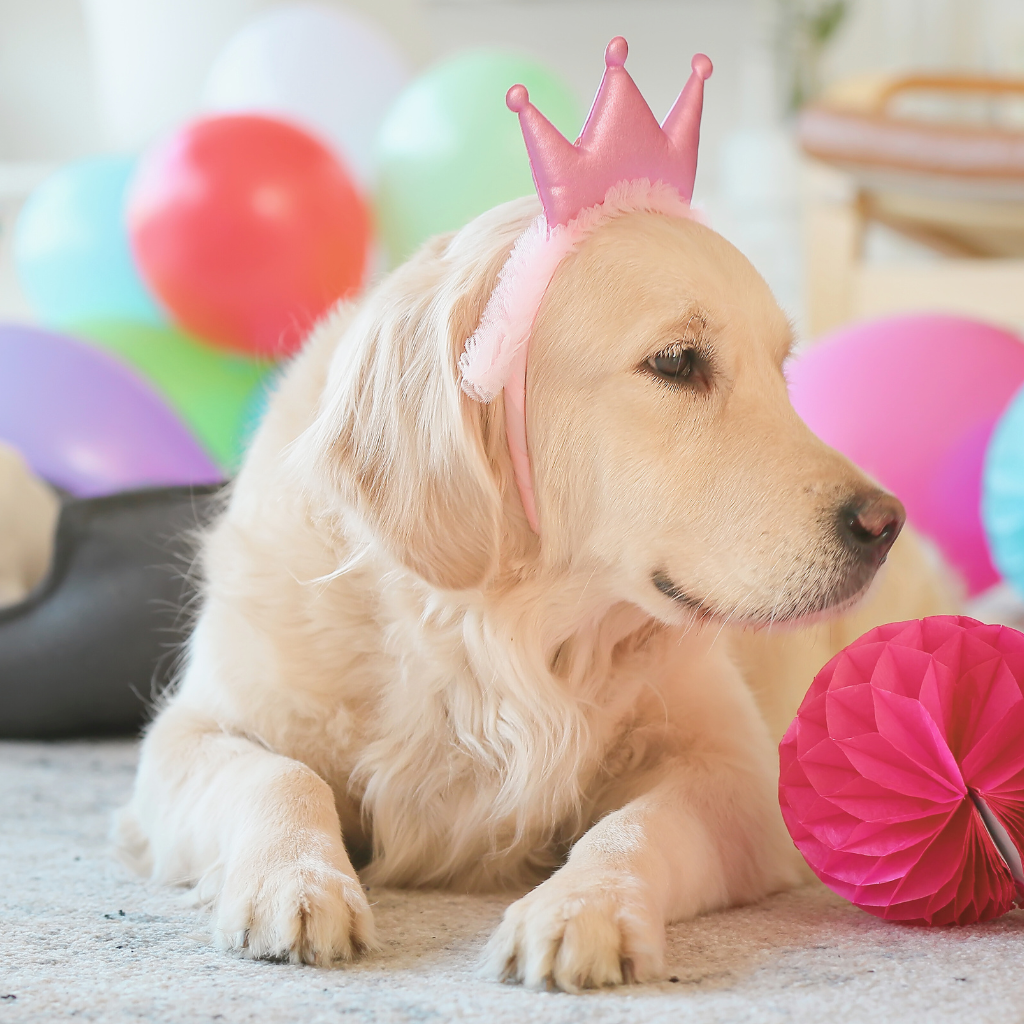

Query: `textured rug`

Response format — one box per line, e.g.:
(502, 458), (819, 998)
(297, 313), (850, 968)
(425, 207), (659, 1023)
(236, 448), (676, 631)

(2, 740), (1021, 1024)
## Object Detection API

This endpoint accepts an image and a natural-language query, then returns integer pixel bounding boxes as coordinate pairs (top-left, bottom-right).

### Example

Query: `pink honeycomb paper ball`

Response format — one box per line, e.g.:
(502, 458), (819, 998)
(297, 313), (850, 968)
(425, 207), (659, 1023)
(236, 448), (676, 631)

(779, 616), (1024, 926)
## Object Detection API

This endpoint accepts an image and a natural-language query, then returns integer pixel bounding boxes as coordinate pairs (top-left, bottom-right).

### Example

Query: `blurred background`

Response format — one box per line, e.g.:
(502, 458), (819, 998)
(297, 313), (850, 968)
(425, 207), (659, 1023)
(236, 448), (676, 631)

(3, 0), (1024, 330)
(4, 0), (1024, 622)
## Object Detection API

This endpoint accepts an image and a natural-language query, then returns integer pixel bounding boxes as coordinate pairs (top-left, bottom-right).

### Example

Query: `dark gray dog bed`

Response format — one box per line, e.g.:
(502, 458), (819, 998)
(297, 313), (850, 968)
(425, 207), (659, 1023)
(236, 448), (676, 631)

(0, 485), (223, 738)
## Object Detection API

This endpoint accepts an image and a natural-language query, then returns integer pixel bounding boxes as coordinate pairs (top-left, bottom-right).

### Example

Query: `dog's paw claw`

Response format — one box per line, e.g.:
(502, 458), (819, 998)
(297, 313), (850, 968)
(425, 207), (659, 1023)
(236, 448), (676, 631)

(479, 872), (664, 992)
(212, 854), (376, 966)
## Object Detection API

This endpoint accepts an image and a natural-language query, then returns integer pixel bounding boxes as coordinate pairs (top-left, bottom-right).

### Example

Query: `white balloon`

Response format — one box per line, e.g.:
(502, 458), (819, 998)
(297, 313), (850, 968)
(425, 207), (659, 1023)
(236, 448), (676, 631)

(202, 3), (411, 188)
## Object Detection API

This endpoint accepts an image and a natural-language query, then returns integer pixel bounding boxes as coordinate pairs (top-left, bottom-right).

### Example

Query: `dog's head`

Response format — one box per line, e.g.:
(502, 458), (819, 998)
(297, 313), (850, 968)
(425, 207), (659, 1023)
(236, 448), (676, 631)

(308, 198), (903, 627)
(526, 209), (904, 625)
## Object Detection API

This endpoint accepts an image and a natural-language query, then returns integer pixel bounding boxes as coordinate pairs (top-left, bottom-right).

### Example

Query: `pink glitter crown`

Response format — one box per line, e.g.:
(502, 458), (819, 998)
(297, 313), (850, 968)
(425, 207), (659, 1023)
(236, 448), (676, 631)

(506, 36), (713, 228)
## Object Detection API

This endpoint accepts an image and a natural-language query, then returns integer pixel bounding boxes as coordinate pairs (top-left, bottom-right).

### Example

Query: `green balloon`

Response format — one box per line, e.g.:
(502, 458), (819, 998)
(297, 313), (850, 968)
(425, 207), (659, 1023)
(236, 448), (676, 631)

(375, 50), (582, 265)
(74, 320), (274, 473)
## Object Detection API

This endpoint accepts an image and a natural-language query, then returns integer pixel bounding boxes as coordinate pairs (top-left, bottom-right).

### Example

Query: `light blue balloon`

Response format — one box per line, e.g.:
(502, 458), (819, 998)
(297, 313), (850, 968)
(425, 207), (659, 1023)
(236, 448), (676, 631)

(13, 155), (165, 327)
(983, 382), (1024, 596)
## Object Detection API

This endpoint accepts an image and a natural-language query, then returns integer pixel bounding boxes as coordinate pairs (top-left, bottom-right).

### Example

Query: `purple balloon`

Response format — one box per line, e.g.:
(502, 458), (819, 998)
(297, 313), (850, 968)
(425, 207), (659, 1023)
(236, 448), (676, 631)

(0, 323), (222, 496)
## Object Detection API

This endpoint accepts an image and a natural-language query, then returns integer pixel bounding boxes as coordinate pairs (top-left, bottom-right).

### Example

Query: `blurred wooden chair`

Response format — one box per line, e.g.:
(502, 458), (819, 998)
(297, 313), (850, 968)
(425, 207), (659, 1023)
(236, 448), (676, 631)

(799, 73), (1024, 336)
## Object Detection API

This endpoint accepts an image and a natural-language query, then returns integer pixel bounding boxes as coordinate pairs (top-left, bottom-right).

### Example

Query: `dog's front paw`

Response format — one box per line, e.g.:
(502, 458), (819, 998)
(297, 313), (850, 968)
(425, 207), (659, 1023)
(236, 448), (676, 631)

(480, 870), (664, 992)
(211, 835), (376, 966)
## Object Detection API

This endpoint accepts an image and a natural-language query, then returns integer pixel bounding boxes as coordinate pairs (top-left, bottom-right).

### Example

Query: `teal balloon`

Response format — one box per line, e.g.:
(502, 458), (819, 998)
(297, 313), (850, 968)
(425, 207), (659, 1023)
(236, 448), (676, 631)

(983, 383), (1024, 597)
(375, 51), (581, 265)
(14, 155), (165, 327)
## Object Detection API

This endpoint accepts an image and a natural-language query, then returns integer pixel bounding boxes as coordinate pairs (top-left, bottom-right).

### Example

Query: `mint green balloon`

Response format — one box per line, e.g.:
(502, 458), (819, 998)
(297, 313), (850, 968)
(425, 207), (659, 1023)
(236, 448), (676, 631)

(73, 320), (273, 473)
(375, 51), (581, 265)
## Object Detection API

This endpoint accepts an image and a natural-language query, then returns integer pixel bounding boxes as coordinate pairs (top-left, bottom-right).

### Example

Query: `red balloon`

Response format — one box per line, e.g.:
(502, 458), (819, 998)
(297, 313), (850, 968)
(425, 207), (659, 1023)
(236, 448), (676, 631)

(128, 114), (369, 357)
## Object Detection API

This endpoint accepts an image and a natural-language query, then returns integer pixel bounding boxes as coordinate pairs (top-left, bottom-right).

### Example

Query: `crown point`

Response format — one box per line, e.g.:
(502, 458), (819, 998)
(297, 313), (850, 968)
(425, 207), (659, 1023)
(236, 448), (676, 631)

(691, 53), (713, 80)
(506, 84), (530, 113)
(605, 36), (628, 68)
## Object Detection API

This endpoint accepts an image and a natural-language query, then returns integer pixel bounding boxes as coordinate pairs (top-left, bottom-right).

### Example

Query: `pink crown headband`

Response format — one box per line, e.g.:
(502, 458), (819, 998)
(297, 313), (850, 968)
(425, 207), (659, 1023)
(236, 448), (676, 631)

(459, 38), (713, 533)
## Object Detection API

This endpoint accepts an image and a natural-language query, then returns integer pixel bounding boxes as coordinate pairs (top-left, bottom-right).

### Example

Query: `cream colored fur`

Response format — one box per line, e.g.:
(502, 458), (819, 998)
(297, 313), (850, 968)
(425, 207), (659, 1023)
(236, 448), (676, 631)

(117, 198), (956, 992)
(0, 441), (58, 608)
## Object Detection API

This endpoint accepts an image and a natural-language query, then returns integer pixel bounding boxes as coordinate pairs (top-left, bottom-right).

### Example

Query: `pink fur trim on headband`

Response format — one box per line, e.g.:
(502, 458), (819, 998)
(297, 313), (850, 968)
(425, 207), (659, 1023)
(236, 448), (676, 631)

(459, 179), (699, 533)
(460, 179), (694, 402)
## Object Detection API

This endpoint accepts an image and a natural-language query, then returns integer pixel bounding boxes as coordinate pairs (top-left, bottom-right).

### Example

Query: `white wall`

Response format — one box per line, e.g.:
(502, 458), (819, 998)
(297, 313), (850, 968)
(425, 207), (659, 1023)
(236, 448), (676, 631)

(1, 0), (1022, 327)
(825, 0), (1024, 79)
(4, 0), (1021, 164)
(0, 0), (97, 160)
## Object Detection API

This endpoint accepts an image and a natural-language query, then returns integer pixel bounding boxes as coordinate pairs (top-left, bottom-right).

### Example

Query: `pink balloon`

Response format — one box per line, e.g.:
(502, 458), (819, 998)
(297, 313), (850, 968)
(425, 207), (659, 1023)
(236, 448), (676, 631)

(788, 315), (1024, 595)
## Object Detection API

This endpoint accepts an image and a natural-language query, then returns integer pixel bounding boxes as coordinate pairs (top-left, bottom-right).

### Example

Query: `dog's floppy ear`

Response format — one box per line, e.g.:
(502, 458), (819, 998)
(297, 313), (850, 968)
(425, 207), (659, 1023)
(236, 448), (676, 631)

(301, 202), (537, 591)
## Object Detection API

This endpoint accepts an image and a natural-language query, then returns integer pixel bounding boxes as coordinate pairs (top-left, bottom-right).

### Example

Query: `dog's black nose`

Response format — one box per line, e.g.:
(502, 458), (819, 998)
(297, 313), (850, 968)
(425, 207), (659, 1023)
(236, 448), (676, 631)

(837, 491), (905, 563)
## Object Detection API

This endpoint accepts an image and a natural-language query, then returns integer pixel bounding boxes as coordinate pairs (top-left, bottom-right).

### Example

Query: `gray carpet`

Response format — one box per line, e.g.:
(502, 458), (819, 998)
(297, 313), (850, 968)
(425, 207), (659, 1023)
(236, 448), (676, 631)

(2, 741), (1022, 1024)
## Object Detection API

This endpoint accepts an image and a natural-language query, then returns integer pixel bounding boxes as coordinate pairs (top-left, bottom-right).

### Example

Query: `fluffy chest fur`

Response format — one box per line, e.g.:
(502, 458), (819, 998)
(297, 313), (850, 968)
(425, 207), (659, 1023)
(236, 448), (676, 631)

(193, 504), (731, 892)
(352, 579), (700, 890)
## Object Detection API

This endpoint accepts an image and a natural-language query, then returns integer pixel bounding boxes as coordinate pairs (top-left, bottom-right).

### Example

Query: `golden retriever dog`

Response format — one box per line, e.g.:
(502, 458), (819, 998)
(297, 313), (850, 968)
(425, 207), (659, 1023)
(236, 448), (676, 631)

(116, 196), (955, 991)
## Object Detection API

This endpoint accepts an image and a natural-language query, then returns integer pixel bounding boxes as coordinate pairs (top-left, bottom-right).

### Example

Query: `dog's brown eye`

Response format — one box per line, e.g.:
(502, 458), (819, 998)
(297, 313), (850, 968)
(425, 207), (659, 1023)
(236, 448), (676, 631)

(649, 349), (693, 380)
(644, 346), (710, 390)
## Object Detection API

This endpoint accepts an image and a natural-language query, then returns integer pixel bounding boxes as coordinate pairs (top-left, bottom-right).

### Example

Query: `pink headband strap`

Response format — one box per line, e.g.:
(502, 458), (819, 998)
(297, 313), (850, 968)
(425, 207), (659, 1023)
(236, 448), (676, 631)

(460, 180), (700, 531)
(459, 39), (712, 534)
